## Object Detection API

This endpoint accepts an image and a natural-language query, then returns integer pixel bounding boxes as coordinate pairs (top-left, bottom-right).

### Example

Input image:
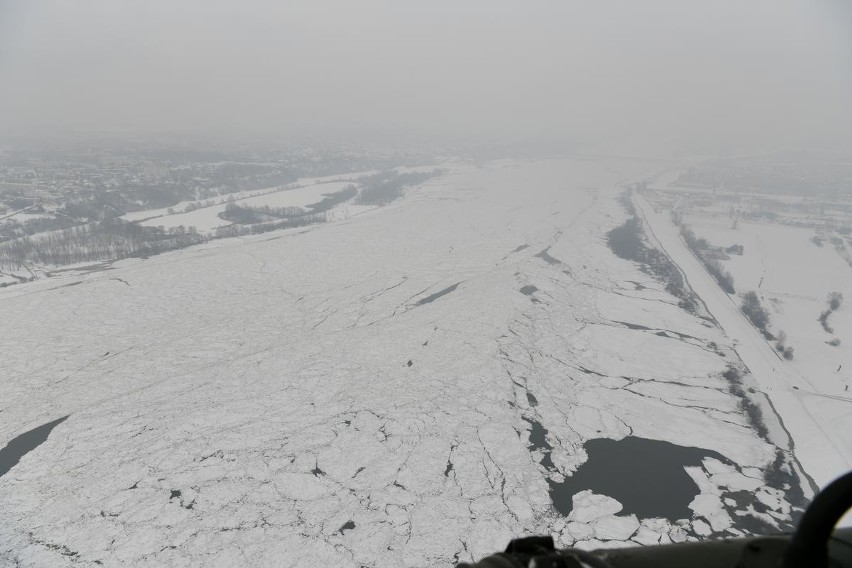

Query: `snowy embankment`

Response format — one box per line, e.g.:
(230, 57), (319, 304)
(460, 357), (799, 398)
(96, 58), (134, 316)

(0, 159), (810, 567)
(634, 192), (852, 490)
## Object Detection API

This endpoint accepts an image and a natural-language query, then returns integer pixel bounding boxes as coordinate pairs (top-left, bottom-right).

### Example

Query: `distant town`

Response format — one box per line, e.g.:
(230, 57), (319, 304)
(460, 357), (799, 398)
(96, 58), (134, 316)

(0, 136), (443, 286)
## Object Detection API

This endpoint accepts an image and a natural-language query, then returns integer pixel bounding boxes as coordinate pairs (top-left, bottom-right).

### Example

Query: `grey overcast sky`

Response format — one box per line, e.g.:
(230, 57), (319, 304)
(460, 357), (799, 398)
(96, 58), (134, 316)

(1, 0), (851, 153)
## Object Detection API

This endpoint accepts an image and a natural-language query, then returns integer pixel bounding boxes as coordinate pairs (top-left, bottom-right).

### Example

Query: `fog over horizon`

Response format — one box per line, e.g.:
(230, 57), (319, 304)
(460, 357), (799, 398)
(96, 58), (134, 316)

(2, 0), (852, 155)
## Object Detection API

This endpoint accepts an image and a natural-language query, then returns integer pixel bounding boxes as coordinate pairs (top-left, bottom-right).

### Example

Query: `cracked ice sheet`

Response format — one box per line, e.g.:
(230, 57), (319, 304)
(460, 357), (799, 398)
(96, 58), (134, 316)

(494, 189), (790, 532)
(0, 158), (781, 567)
(572, 325), (728, 387)
(593, 289), (722, 342)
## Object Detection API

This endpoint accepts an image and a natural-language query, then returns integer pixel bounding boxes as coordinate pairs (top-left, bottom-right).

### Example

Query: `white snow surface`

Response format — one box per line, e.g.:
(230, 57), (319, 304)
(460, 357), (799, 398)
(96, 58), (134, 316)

(136, 181), (358, 233)
(0, 159), (808, 566)
(121, 170), (377, 223)
(236, 181), (353, 210)
(139, 202), (232, 232)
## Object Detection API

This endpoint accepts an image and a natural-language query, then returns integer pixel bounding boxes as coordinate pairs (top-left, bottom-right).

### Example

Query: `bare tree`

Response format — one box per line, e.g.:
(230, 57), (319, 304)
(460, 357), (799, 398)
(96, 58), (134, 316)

(828, 291), (844, 311)
(742, 291), (771, 333)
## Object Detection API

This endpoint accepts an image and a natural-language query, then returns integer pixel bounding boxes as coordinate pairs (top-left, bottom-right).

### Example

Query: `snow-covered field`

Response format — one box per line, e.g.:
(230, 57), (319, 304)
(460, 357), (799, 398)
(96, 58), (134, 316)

(121, 171), (377, 224)
(235, 181), (353, 210)
(0, 159), (826, 567)
(140, 202), (232, 232)
(685, 218), (852, 395)
(136, 181), (359, 233)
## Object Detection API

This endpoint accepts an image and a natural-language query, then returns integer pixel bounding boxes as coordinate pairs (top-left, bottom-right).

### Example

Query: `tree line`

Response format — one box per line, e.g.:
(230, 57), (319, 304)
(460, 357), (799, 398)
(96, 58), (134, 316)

(354, 170), (441, 206)
(213, 213), (327, 238)
(0, 220), (205, 270)
(679, 225), (736, 294)
(819, 291), (844, 337)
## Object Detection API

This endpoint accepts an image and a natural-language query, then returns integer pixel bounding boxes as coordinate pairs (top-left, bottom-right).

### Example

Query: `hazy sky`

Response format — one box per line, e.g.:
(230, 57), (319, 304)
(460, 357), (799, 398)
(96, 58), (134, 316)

(2, 0), (851, 154)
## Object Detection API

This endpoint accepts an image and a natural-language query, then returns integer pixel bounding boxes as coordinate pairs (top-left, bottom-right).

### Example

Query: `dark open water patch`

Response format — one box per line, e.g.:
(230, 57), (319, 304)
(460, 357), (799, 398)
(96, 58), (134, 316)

(535, 247), (563, 266)
(523, 416), (555, 470)
(0, 416), (69, 478)
(338, 520), (356, 534)
(416, 283), (460, 306)
(615, 320), (651, 331)
(548, 436), (731, 521)
(606, 197), (698, 313)
(523, 417), (552, 452)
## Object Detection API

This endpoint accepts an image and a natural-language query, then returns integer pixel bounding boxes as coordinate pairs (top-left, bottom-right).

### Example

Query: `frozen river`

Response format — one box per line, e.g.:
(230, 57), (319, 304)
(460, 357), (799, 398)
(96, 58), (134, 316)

(0, 158), (809, 567)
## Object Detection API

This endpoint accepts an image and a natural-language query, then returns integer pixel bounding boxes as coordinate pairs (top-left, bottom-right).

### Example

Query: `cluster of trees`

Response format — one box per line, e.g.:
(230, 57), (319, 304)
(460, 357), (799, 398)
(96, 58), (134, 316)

(819, 291), (844, 335)
(773, 331), (795, 360)
(0, 214), (78, 241)
(740, 289), (796, 359)
(219, 202), (291, 225)
(213, 213), (326, 239)
(219, 186), (359, 225)
(680, 225), (736, 294)
(730, 281), (845, 360)
(740, 291), (775, 341)
(130, 230), (206, 258)
(723, 366), (768, 439)
(243, 204), (303, 218)
(4, 195), (35, 210)
(59, 193), (135, 221)
(703, 258), (735, 294)
(306, 186), (358, 213)
(354, 170), (440, 206)
(0, 219), (205, 269)
(18, 215), (78, 236)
